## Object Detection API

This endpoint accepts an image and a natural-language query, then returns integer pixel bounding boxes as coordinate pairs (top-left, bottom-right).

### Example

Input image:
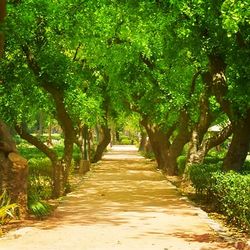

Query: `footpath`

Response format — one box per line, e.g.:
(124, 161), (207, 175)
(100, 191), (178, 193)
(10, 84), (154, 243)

(0, 145), (238, 250)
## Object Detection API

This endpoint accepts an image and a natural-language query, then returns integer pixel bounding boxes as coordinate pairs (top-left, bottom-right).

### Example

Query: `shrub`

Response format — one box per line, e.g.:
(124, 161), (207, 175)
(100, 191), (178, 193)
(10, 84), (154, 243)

(28, 158), (53, 200)
(189, 163), (221, 195)
(28, 193), (51, 218)
(120, 137), (131, 145)
(189, 162), (250, 231)
(204, 156), (223, 164)
(241, 160), (250, 174)
(141, 150), (155, 160)
(29, 158), (52, 177)
(177, 155), (186, 175)
(211, 172), (250, 230)
(0, 190), (18, 225)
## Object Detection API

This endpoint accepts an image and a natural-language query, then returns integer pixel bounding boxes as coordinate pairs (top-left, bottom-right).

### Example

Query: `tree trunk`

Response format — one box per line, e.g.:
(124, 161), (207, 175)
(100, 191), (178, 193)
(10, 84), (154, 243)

(88, 129), (92, 162)
(208, 54), (250, 171)
(115, 130), (120, 143)
(92, 125), (111, 163)
(61, 135), (73, 194)
(51, 160), (62, 198)
(138, 127), (147, 152)
(185, 123), (233, 179)
(0, 121), (28, 217)
(186, 87), (215, 165)
(223, 113), (250, 171)
(83, 124), (88, 160)
(141, 119), (171, 171)
(7, 153), (28, 218)
(15, 124), (62, 198)
(75, 124), (91, 175)
(47, 118), (53, 146)
(167, 111), (191, 175)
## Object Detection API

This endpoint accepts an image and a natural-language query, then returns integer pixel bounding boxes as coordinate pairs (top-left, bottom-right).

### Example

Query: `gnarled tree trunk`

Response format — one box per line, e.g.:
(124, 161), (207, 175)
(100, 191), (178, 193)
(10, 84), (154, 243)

(0, 121), (28, 218)
(208, 54), (250, 171)
(141, 118), (172, 172)
(186, 85), (215, 166)
(223, 113), (250, 171)
(92, 125), (111, 163)
(166, 111), (191, 175)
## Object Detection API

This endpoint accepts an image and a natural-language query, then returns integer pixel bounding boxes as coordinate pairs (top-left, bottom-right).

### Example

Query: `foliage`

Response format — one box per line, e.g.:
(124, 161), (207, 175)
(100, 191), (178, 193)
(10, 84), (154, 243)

(119, 135), (131, 145)
(28, 193), (51, 218)
(189, 163), (221, 194)
(211, 171), (250, 230)
(241, 161), (250, 174)
(141, 150), (155, 160)
(0, 190), (19, 225)
(177, 155), (186, 175)
(190, 163), (250, 231)
(204, 156), (224, 165)
(28, 158), (53, 200)
(0, 0), (249, 222)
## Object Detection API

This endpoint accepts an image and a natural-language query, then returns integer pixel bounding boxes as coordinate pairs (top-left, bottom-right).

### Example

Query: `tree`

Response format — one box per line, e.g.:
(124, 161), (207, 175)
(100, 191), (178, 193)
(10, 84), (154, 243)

(166, 0), (250, 171)
(0, 0), (28, 217)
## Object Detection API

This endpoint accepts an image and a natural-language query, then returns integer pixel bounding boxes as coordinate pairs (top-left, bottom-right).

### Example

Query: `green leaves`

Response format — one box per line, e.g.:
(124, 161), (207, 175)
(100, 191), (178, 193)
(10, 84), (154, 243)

(28, 193), (51, 218)
(0, 190), (19, 225)
(221, 0), (250, 34)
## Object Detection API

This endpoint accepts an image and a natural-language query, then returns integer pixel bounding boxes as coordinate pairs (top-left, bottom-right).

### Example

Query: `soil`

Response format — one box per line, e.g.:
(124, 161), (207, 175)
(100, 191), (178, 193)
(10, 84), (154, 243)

(0, 145), (248, 250)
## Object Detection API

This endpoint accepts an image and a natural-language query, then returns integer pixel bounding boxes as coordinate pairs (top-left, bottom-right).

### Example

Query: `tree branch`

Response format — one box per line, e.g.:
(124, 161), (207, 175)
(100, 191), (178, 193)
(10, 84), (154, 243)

(15, 124), (58, 161)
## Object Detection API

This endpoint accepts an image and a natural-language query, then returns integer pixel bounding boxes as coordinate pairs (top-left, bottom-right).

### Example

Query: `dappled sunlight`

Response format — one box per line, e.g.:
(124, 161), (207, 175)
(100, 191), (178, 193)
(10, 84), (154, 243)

(0, 146), (237, 250)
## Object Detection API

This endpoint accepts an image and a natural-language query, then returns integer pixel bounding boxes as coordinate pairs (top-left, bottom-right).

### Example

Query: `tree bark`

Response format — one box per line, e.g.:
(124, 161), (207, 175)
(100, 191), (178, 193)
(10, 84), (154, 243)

(75, 124), (90, 175)
(0, 121), (28, 217)
(208, 54), (250, 171)
(138, 127), (147, 152)
(92, 125), (111, 163)
(166, 111), (191, 175)
(141, 118), (172, 171)
(223, 113), (250, 171)
(7, 152), (28, 218)
(186, 85), (215, 166)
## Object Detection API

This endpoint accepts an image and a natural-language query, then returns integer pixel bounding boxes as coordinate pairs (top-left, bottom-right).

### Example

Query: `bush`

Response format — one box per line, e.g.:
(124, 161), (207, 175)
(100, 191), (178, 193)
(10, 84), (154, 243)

(0, 190), (18, 225)
(177, 155), (186, 175)
(204, 156), (223, 164)
(28, 193), (51, 218)
(28, 157), (53, 217)
(120, 136), (131, 145)
(141, 150), (155, 160)
(241, 160), (250, 174)
(211, 172), (250, 230)
(28, 158), (53, 200)
(189, 163), (250, 231)
(189, 163), (221, 195)
(29, 158), (52, 177)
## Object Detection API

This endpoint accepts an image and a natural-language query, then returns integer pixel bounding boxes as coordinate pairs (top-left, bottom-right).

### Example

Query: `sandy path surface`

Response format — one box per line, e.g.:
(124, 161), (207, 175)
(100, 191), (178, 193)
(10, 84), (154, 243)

(0, 145), (236, 250)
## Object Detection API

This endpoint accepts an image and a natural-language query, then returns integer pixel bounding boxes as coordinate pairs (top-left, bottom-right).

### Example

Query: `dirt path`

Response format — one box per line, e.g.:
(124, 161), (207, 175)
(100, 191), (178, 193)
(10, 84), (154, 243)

(0, 145), (237, 250)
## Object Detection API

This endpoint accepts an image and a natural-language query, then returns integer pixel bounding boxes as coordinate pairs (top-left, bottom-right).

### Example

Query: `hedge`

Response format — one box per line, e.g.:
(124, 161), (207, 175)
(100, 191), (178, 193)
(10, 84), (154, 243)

(189, 163), (250, 231)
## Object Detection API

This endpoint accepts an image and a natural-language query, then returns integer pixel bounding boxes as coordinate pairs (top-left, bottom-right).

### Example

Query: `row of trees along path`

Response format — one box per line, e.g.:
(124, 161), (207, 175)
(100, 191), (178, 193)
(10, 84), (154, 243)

(0, 145), (238, 250)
